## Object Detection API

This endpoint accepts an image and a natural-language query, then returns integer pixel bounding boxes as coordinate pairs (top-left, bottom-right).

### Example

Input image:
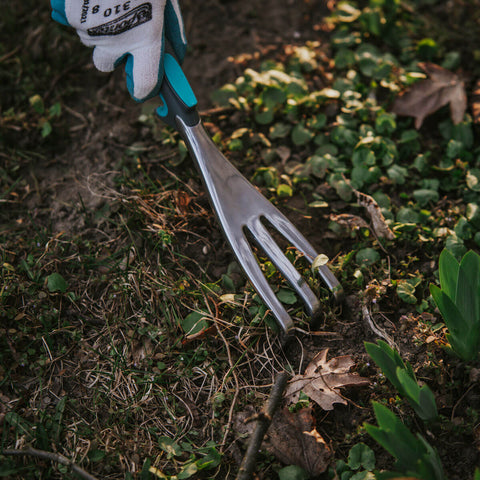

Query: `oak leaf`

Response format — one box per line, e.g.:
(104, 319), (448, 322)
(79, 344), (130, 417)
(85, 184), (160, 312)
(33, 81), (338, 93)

(284, 349), (370, 410)
(392, 62), (466, 129)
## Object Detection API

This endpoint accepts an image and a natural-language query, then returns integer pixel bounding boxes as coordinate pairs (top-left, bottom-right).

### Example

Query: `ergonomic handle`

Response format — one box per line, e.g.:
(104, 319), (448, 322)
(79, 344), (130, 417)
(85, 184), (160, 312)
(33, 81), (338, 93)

(156, 54), (200, 129)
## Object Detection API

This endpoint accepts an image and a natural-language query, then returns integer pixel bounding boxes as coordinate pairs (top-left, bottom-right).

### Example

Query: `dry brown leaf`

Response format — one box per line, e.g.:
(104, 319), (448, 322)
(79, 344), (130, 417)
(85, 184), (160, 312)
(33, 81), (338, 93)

(267, 408), (332, 476)
(232, 407), (332, 476)
(330, 213), (370, 232)
(284, 348), (370, 410)
(354, 190), (395, 240)
(472, 78), (480, 124)
(392, 62), (467, 129)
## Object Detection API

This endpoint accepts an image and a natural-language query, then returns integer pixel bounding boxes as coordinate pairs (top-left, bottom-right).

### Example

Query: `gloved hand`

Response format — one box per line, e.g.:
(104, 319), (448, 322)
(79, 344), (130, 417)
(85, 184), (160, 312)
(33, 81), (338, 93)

(51, 0), (187, 101)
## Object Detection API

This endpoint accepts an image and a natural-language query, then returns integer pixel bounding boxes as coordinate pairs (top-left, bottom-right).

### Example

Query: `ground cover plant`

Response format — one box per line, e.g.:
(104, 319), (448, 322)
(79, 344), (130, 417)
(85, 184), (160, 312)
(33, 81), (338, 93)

(1, 0), (480, 479)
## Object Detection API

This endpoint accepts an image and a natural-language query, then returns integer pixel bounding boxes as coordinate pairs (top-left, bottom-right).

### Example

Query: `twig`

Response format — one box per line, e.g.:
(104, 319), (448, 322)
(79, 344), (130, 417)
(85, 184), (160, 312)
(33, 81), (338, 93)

(235, 372), (288, 480)
(362, 304), (398, 350)
(1, 448), (99, 480)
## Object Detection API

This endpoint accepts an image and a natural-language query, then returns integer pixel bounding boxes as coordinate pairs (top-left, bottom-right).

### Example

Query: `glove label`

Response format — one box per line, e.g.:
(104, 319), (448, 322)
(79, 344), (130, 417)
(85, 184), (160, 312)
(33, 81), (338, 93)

(86, 2), (152, 36)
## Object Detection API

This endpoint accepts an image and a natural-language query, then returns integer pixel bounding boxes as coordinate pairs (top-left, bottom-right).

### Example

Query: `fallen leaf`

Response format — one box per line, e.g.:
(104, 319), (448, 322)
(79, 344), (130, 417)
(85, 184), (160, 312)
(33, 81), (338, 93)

(176, 190), (191, 214)
(354, 190), (395, 240)
(392, 62), (466, 128)
(232, 407), (332, 475)
(472, 78), (480, 124)
(267, 408), (332, 476)
(330, 213), (370, 232)
(284, 349), (370, 410)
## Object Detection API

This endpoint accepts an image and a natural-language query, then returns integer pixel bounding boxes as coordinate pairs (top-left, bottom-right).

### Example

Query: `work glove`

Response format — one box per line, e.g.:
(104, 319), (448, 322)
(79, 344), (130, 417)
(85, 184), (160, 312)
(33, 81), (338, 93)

(51, 0), (187, 101)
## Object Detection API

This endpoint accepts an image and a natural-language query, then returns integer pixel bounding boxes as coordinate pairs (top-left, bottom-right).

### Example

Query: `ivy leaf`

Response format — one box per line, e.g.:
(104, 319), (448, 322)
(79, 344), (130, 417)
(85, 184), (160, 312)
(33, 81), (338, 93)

(47, 273), (68, 293)
(392, 62), (466, 129)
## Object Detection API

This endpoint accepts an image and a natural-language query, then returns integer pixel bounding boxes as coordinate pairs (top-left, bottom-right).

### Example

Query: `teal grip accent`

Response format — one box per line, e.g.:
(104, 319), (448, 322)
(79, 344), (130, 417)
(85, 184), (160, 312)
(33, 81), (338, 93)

(164, 54), (197, 108)
(50, 0), (69, 25)
(156, 54), (199, 129)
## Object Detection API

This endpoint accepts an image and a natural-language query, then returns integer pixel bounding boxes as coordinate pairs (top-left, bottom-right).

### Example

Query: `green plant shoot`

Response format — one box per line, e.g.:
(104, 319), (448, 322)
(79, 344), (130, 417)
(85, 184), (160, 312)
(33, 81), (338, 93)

(430, 249), (480, 361)
(365, 402), (446, 480)
(365, 340), (438, 421)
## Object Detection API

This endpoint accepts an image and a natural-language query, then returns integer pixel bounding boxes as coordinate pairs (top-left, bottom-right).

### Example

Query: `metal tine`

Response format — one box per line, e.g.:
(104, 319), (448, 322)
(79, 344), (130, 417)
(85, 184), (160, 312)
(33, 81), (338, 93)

(247, 216), (320, 316)
(261, 205), (344, 301)
(229, 232), (295, 334)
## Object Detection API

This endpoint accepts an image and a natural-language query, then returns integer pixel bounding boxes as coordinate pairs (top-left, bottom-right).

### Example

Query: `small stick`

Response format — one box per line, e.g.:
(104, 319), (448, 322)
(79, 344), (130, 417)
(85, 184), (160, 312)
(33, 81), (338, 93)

(1, 448), (99, 480)
(236, 372), (288, 480)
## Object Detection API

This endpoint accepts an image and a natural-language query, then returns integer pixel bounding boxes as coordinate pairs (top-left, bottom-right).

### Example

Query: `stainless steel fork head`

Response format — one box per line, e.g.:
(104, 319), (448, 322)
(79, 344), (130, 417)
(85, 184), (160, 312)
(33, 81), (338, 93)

(177, 117), (343, 334)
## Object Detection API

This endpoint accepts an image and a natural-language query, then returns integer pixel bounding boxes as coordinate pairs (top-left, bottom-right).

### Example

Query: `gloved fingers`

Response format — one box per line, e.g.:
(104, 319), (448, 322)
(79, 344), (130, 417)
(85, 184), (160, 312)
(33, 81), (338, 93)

(124, 43), (165, 101)
(50, 0), (69, 25)
(92, 45), (123, 72)
(165, 0), (187, 63)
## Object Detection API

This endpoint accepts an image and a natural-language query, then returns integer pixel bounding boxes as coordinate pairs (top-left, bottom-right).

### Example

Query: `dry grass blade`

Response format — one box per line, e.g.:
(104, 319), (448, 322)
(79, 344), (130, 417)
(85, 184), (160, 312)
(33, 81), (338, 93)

(392, 62), (467, 129)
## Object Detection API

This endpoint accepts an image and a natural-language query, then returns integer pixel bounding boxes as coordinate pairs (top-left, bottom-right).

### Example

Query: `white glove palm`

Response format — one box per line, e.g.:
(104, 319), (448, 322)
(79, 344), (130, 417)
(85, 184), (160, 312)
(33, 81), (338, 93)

(51, 0), (187, 101)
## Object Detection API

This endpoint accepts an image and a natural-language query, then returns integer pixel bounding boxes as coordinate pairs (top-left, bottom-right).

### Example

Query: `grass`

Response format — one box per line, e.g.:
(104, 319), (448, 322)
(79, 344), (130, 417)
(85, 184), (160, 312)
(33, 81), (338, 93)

(1, 0), (480, 478)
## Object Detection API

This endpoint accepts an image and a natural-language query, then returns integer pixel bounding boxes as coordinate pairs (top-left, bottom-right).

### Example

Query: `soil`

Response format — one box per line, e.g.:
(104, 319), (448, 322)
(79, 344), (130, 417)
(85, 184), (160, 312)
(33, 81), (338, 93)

(4, 1), (480, 478)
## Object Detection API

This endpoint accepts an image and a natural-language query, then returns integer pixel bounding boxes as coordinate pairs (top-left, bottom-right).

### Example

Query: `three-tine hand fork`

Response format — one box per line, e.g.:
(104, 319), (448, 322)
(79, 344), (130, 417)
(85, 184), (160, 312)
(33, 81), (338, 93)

(156, 54), (343, 334)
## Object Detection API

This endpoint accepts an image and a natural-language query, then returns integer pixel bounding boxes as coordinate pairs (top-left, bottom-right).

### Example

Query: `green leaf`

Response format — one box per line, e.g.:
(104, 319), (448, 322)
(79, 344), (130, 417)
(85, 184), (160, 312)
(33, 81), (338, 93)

(368, 402), (423, 466)
(262, 86), (286, 108)
(255, 108), (274, 125)
(417, 386), (438, 421)
(277, 184), (293, 197)
(334, 48), (356, 68)
(291, 123), (314, 146)
(158, 436), (183, 459)
(351, 472), (375, 480)
(456, 250), (480, 327)
(347, 443), (375, 471)
(396, 207), (420, 224)
(430, 285), (476, 361)
(278, 465), (310, 480)
(416, 38), (438, 61)
(47, 273), (68, 293)
(88, 449), (106, 462)
(41, 120), (53, 138)
(396, 280), (417, 304)
(387, 164), (407, 184)
(375, 112), (397, 135)
(396, 367), (420, 404)
(355, 248), (380, 266)
(413, 189), (439, 207)
(277, 288), (297, 305)
(454, 217), (473, 240)
(182, 311), (209, 336)
(466, 169), (480, 191)
(309, 155), (329, 178)
(438, 248), (460, 301)
(196, 447), (222, 470)
(365, 340), (412, 395)
(178, 462), (198, 479)
(269, 122), (291, 139)
(29, 94), (45, 114)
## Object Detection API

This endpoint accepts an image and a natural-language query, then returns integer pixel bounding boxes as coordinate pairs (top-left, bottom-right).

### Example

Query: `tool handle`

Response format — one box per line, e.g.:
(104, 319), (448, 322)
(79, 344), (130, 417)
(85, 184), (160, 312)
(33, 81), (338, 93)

(156, 54), (199, 129)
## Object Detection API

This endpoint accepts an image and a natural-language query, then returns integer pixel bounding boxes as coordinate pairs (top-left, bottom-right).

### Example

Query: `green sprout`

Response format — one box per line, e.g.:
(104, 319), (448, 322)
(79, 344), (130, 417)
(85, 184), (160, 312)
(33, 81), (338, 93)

(430, 249), (480, 361)
(365, 340), (438, 421)
(365, 402), (446, 480)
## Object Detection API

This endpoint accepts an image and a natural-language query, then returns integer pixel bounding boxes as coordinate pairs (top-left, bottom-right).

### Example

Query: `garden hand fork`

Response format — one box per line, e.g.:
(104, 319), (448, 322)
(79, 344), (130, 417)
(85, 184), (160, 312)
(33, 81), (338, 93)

(156, 54), (343, 334)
